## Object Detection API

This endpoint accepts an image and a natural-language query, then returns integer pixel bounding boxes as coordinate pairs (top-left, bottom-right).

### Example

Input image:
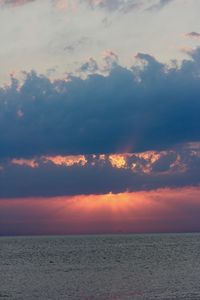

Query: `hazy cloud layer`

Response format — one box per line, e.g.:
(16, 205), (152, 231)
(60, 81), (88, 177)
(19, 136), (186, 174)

(0, 0), (35, 6)
(147, 0), (174, 11)
(0, 0), (175, 12)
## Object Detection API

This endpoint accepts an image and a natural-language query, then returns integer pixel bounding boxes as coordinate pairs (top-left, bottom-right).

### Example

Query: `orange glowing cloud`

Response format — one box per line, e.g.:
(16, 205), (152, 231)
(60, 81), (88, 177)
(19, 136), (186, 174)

(1, 187), (200, 235)
(109, 154), (128, 169)
(44, 155), (87, 166)
(11, 158), (38, 168)
(9, 148), (192, 176)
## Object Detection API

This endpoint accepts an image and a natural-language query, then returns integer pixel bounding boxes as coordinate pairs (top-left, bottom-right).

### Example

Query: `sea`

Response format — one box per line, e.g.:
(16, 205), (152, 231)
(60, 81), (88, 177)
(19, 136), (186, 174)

(1, 233), (200, 300)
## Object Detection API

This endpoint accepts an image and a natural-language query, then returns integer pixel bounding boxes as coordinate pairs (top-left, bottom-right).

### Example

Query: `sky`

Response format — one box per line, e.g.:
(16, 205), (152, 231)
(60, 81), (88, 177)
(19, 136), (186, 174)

(0, 0), (200, 235)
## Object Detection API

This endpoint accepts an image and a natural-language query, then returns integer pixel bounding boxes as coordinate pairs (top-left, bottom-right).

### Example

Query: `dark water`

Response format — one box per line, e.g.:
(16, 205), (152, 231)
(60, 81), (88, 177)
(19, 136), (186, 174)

(1, 234), (200, 300)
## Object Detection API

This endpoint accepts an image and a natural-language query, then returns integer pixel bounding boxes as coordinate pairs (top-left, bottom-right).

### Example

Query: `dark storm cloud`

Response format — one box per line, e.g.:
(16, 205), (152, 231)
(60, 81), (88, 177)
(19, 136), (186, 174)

(0, 48), (200, 159)
(0, 144), (199, 198)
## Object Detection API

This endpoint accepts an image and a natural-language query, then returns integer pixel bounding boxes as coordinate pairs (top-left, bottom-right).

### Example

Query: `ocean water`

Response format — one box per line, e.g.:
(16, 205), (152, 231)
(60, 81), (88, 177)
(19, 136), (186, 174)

(1, 234), (200, 300)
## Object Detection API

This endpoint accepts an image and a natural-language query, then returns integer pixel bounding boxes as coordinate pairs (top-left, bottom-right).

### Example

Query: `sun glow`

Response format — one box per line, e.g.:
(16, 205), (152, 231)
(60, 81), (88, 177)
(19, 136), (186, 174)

(44, 155), (87, 166)
(1, 187), (200, 235)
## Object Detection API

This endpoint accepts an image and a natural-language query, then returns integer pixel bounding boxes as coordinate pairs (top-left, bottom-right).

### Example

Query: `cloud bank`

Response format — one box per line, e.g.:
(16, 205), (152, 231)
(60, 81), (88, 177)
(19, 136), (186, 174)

(0, 49), (200, 159)
(0, 144), (199, 198)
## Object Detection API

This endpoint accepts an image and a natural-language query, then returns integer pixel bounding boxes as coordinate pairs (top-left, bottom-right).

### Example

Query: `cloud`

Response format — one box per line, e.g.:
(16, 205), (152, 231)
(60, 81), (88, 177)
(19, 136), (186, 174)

(0, 144), (199, 198)
(185, 32), (200, 40)
(0, 0), (35, 7)
(64, 37), (90, 54)
(79, 57), (99, 73)
(0, 49), (200, 159)
(81, 0), (175, 13)
(84, 0), (143, 13)
(147, 0), (174, 11)
(102, 50), (119, 69)
(0, 0), (175, 12)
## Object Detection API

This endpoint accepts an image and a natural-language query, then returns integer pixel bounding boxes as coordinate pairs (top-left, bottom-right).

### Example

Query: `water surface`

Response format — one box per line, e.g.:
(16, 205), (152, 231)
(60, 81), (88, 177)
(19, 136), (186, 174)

(1, 233), (200, 299)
